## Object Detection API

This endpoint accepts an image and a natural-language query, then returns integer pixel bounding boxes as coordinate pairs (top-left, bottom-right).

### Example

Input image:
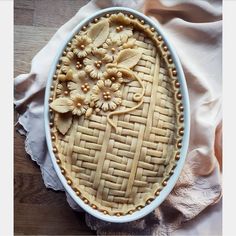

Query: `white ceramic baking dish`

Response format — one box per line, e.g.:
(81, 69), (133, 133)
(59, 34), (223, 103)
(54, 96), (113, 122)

(44, 7), (190, 223)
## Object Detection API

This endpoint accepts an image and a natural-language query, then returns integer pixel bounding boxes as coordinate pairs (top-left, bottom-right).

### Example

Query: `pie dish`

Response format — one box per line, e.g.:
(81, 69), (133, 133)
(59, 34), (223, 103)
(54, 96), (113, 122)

(44, 7), (190, 223)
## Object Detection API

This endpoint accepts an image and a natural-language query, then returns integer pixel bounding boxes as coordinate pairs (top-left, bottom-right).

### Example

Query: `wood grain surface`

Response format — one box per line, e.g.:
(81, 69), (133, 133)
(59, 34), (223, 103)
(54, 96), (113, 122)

(14, 0), (96, 235)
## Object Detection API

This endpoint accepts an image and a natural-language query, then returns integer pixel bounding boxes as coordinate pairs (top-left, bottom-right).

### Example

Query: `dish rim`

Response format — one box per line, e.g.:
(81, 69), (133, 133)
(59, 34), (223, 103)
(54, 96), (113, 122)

(44, 6), (190, 223)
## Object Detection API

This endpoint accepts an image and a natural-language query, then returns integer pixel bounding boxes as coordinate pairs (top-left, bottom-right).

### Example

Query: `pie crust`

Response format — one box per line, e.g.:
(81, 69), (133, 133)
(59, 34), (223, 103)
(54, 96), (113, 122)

(48, 12), (184, 216)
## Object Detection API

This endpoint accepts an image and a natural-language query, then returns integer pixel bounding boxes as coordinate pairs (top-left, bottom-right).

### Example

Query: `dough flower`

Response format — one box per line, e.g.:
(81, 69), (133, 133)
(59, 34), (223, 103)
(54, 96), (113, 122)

(91, 79), (122, 111)
(72, 35), (92, 58)
(102, 38), (122, 61)
(103, 68), (123, 84)
(70, 93), (90, 116)
(83, 48), (111, 79)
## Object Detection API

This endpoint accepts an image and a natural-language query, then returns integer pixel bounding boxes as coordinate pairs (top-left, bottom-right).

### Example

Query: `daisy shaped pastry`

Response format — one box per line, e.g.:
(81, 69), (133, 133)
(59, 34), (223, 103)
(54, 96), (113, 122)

(108, 13), (133, 42)
(103, 68), (123, 84)
(83, 48), (111, 79)
(70, 93), (90, 116)
(102, 38), (122, 62)
(68, 69), (94, 95)
(72, 35), (93, 58)
(91, 79), (122, 112)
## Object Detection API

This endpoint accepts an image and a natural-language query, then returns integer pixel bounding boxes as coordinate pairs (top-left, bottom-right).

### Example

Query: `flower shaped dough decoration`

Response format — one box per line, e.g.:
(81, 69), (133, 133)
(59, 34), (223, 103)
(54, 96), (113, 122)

(83, 48), (111, 79)
(70, 94), (90, 116)
(68, 69), (93, 95)
(91, 79), (122, 112)
(57, 51), (89, 83)
(102, 38), (122, 62)
(102, 38), (137, 62)
(108, 13), (133, 42)
(103, 68), (124, 84)
(72, 35), (93, 58)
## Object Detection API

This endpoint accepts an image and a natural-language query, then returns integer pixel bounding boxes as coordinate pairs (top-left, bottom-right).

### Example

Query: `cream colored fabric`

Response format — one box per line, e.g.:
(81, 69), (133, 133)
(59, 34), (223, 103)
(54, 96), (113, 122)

(14, 0), (222, 235)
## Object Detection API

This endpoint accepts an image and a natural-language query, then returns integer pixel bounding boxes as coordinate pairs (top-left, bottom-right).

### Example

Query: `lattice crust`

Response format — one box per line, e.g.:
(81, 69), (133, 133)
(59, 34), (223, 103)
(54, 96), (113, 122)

(48, 12), (184, 216)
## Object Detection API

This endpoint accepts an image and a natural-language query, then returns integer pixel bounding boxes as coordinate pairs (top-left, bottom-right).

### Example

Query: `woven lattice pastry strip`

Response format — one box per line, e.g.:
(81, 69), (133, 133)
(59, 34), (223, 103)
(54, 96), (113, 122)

(47, 11), (185, 216)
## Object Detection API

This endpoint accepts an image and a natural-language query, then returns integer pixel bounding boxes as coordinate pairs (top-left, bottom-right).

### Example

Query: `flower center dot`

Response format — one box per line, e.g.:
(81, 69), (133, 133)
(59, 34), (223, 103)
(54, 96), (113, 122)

(81, 83), (90, 93)
(94, 60), (102, 68)
(76, 62), (83, 69)
(103, 91), (111, 100)
(116, 25), (123, 32)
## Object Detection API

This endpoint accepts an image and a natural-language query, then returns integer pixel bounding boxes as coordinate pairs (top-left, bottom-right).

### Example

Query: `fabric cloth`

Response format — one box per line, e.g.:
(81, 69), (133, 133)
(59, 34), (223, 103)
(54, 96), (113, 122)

(14, 0), (222, 235)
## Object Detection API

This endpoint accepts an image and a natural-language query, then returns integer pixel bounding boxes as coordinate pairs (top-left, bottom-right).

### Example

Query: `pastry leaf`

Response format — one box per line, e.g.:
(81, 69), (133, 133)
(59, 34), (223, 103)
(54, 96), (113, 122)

(115, 49), (142, 69)
(49, 97), (73, 113)
(87, 20), (109, 47)
(56, 113), (73, 135)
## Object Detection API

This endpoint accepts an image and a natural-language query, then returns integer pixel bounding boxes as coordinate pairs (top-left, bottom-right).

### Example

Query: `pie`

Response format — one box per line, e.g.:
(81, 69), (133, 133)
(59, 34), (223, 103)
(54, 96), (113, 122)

(47, 11), (185, 217)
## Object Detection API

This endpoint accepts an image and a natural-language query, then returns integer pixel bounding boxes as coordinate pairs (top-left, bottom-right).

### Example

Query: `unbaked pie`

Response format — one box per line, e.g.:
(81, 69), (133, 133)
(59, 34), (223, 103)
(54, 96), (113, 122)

(47, 11), (185, 217)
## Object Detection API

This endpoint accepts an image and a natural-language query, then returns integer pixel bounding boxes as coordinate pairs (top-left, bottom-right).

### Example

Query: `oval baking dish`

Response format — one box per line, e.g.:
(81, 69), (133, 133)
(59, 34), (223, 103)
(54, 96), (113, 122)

(44, 7), (190, 223)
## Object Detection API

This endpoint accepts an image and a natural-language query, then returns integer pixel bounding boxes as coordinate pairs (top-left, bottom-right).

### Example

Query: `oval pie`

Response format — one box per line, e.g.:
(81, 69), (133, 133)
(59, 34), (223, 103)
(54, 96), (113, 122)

(45, 9), (189, 220)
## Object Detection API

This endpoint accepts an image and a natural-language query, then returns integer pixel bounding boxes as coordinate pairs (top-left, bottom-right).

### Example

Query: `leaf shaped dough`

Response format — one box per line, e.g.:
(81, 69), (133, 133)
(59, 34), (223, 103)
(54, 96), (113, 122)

(87, 20), (109, 47)
(49, 97), (74, 113)
(114, 49), (142, 69)
(56, 113), (73, 135)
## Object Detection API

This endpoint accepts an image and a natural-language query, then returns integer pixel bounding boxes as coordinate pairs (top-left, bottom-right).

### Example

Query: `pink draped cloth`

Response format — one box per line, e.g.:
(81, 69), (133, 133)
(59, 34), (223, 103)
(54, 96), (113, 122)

(14, 0), (222, 235)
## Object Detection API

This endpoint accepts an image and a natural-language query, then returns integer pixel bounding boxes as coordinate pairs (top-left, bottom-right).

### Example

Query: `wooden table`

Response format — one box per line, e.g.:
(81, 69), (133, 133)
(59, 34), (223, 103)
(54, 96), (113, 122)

(14, 1), (96, 235)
